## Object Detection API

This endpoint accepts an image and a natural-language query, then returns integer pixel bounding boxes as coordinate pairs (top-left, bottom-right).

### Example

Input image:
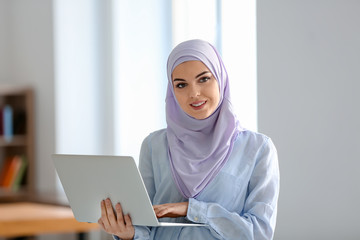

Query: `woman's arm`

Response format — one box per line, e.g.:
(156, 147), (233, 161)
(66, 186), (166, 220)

(187, 139), (280, 240)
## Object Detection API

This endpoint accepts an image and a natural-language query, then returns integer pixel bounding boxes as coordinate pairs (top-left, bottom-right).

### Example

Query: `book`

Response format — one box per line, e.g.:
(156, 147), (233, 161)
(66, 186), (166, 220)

(7, 156), (23, 188)
(0, 155), (27, 191)
(0, 157), (12, 186)
(3, 105), (13, 142)
(12, 156), (28, 191)
(1, 156), (21, 188)
(0, 107), (3, 135)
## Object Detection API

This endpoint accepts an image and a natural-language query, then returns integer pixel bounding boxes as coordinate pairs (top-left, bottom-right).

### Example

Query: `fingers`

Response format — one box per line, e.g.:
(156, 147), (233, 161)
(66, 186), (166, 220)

(153, 205), (168, 218)
(100, 198), (120, 230)
(100, 200), (111, 230)
(105, 199), (117, 223)
(115, 202), (125, 225)
(98, 218), (105, 230)
(153, 202), (189, 218)
(116, 203), (133, 233)
(124, 214), (133, 227)
(98, 200), (135, 239)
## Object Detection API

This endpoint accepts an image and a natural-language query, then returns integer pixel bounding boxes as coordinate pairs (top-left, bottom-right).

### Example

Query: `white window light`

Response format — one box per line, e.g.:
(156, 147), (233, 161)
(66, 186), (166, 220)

(222, 0), (258, 131)
(172, 0), (218, 47)
(172, 0), (257, 131)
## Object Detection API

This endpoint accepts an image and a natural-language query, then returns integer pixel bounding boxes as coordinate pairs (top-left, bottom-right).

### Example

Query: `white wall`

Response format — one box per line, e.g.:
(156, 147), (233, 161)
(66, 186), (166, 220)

(257, 1), (360, 239)
(1, 1), (104, 239)
(0, 0), (9, 81)
(0, 0), (56, 193)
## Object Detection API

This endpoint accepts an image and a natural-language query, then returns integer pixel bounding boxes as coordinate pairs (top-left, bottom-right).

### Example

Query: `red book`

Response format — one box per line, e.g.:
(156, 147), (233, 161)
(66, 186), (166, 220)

(8, 156), (23, 188)
(0, 157), (12, 186)
(2, 156), (21, 188)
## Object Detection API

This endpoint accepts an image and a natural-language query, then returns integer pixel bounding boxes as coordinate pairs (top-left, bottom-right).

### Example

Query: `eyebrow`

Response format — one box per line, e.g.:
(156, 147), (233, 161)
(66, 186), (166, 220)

(173, 78), (185, 82)
(173, 71), (211, 82)
(195, 71), (210, 78)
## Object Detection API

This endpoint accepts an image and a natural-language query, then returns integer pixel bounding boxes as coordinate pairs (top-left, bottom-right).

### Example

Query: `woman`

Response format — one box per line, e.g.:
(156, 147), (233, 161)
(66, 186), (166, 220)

(98, 39), (280, 240)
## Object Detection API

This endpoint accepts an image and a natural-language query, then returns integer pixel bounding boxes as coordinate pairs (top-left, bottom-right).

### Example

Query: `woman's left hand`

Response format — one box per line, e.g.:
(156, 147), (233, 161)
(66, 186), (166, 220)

(97, 199), (135, 240)
(153, 202), (189, 218)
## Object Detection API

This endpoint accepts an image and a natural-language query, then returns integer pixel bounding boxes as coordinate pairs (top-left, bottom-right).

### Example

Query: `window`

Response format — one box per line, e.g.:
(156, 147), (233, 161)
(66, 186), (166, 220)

(221, 0), (257, 131)
(171, 0), (258, 130)
(112, 0), (171, 162)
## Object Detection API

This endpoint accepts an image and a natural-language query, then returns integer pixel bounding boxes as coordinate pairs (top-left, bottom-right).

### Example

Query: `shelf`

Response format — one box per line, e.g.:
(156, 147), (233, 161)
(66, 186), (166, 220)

(0, 85), (32, 95)
(0, 187), (28, 202)
(0, 86), (34, 203)
(0, 135), (27, 147)
(0, 187), (26, 195)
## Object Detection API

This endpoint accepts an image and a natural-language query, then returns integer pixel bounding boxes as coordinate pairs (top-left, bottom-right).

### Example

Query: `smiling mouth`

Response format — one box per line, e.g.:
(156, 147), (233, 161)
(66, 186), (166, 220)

(191, 101), (205, 107)
(190, 101), (206, 109)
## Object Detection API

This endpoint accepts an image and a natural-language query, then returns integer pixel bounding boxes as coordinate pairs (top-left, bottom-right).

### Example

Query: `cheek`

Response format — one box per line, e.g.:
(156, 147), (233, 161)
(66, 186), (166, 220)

(208, 83), (221, 105)
(213, 91), (220, 107)
(174, 91), (187, 107)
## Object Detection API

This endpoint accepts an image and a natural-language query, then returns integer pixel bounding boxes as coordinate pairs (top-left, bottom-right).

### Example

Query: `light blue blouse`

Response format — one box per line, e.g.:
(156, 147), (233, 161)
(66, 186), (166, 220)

(114, 129), (279, 240)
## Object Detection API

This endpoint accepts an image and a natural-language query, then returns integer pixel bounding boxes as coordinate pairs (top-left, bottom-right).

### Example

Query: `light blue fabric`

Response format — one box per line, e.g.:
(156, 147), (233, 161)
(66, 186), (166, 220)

(114, 128), (279, 240)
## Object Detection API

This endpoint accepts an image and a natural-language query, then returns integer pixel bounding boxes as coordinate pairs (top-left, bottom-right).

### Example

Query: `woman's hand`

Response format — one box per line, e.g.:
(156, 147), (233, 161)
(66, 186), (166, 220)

(153, 202), (189, 218)
(98, 198), (135, 240)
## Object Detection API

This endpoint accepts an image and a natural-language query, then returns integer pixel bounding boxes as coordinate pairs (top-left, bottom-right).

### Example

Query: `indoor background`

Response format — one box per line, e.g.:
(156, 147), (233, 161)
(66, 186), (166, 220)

(0, 0), (359, 239)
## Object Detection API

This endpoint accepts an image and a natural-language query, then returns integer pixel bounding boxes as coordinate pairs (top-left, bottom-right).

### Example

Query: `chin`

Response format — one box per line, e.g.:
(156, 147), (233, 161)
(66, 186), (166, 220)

(194, 114), (210, 120)
(187, 110), (211, 120)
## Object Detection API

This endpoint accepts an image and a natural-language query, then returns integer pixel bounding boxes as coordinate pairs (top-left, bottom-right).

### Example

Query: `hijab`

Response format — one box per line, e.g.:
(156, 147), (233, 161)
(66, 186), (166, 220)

(166, 39), (243, 199)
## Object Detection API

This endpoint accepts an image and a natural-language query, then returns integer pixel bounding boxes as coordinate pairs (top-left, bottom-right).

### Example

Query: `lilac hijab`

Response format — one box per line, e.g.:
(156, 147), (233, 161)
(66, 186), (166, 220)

(166, 39), (243, 199)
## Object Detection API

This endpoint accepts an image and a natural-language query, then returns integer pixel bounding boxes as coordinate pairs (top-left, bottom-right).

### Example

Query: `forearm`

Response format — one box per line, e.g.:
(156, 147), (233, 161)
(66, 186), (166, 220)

(186, 198), (276, 240)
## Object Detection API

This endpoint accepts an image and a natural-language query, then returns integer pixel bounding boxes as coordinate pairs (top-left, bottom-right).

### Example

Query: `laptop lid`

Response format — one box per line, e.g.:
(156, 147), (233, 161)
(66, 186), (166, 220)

(53, 154), (161, 226)
(52, 154), (205, 227)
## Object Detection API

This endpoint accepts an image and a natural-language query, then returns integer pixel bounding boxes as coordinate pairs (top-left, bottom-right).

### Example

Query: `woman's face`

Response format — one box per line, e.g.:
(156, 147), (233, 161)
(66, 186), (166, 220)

(172, 60), (220, 119)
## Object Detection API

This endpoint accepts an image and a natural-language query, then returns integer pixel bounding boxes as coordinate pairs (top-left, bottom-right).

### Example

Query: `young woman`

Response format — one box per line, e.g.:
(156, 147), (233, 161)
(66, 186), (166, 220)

(98, 39), (280, 240)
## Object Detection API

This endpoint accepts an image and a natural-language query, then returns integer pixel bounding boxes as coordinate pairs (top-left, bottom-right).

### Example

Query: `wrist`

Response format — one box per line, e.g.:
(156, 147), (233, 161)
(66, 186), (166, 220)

(116, 235), (134, 240)
(115, 230), (134, 240)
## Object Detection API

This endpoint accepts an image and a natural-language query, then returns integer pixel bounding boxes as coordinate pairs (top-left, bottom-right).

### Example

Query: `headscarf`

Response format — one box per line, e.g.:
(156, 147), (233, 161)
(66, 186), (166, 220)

(166, 39), (243, 199)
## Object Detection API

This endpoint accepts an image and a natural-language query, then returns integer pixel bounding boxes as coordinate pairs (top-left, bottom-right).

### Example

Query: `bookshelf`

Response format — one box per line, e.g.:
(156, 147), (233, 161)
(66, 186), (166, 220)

(0, 85), (35, 202)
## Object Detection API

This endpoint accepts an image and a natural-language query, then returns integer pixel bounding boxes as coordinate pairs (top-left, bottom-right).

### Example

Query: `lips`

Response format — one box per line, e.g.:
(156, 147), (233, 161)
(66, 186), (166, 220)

(190, 101), (206, 110)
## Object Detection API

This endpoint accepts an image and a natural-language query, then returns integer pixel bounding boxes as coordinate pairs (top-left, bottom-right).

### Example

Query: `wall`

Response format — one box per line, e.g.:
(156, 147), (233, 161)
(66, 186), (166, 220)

(0, 0), (9, 81)
(1, 1), (102, 239)
(257, 0), (360, 239)
(0, 0), (56, 193)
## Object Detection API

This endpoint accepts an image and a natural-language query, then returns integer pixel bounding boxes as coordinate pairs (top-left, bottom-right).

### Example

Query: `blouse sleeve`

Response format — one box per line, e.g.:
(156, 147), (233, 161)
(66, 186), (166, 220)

(186, 138), (280, 240)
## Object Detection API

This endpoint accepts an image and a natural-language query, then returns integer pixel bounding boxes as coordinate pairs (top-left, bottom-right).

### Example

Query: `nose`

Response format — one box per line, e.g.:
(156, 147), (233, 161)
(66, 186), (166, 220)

(188, 84), (201, 98)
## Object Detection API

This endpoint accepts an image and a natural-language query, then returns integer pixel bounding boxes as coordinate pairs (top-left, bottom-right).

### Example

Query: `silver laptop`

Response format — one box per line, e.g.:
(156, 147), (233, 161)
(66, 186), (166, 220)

(52, 154), (205, 227)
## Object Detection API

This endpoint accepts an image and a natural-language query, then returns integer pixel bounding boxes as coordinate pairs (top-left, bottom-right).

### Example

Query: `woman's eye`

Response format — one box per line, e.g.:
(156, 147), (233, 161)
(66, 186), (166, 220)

(199, 77), (210, 83)
(176, 83), (187, 88)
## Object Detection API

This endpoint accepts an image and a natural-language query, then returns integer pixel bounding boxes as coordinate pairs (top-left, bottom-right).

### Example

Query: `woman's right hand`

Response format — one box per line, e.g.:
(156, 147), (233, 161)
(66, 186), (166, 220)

(98, 198), (135, 240)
